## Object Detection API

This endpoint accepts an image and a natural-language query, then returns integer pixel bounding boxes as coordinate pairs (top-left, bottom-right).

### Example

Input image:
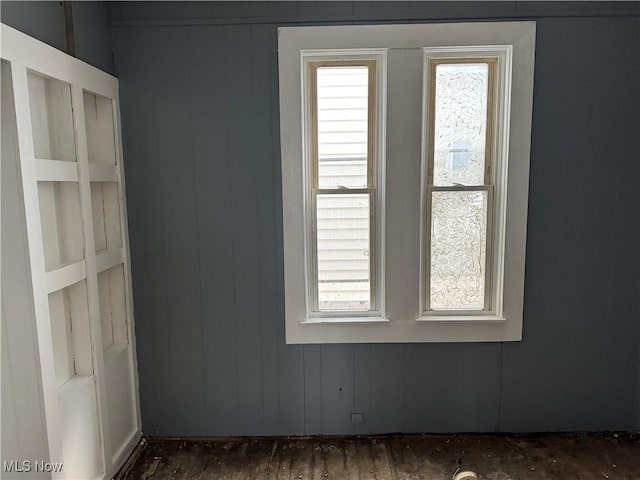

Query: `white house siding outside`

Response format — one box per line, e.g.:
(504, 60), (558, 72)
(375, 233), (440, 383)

(316, 66), (370, 311)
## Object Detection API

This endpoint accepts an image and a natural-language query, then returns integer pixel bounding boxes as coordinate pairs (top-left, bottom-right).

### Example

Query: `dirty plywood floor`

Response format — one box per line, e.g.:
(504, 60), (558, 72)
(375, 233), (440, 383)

(118, 434), (640, 480)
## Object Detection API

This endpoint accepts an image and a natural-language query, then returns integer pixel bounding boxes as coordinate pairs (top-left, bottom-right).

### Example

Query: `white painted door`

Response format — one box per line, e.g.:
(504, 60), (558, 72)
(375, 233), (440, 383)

(1, 25), (141, 480)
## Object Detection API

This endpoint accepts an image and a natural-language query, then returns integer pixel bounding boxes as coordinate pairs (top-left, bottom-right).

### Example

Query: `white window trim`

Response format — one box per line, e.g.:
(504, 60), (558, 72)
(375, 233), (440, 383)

(279, 22), (535, 344)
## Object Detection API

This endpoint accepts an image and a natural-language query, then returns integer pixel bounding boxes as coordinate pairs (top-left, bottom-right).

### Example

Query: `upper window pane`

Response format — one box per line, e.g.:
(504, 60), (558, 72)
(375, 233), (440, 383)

(317, 66), (369, 189)
(432, 63), (489, 186)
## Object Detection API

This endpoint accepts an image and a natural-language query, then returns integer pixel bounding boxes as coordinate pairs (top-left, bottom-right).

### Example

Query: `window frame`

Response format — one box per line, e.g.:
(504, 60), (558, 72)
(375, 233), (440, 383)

(419, 46), (512, 321)
(301, 50), (387, 322)
(279, 22), (535, 343)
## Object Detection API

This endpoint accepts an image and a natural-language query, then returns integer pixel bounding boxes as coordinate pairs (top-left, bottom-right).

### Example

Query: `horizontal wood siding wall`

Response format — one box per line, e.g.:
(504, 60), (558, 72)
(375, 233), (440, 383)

(110, 2), (640, 435)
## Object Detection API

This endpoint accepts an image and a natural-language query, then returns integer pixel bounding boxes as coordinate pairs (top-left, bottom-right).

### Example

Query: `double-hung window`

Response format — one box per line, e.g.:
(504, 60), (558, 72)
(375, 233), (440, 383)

(420, 47), (510, 321)
(304, 53), (386, 320)
(279, 23), (535, 343)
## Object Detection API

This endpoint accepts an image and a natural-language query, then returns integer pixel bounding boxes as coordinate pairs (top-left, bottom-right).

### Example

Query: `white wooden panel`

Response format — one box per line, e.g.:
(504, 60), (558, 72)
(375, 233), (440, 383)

(95, 248), (123, 274)
(91, 182), (122, 254)
(48, 280), (94, 388)
(105, 347), (136, 460)
(97, 268), (115, 352)
(9, 58), (66, 474)
(74, 82), (113, 478)
(1, 59), (50, 474)
(45, 260), (86, 293)
(102, 183), (123, 250)
(84, 91), (117, 165)
(98, 281), (115, 352)
(37, 181), (63, 270)
(89, 163), (118, 182)
(35, 158), (79, 181)
(67, 281), (94, 378)
(27, 72), (77, 162)
(98, 264), (129, 352)
(37, 181), (84, 271)
(2, 23), (143, 478)
(92, 183), (108, 252)
(58, 376), (103, 480)
(48, 289), (76, 386)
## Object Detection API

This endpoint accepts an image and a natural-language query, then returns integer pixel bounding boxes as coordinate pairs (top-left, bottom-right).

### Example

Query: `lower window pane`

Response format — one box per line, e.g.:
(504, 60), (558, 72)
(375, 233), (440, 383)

(430, 190), (488, 310)
(316, 193), (370, 311)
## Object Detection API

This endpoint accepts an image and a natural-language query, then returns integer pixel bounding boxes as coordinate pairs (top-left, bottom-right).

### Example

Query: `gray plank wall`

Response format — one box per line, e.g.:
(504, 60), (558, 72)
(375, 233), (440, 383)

(109, 2), (639, 436)
(1, 1), (114, 74)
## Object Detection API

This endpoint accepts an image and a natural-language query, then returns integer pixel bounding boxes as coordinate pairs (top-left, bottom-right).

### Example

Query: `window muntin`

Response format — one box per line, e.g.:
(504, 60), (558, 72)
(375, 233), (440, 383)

(424, 57), (498, 313)
(308, 60), (378, 314)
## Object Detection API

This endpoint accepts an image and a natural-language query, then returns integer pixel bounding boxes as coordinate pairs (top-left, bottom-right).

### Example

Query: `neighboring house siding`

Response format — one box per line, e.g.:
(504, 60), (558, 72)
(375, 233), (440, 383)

(317, 172), (370, 305)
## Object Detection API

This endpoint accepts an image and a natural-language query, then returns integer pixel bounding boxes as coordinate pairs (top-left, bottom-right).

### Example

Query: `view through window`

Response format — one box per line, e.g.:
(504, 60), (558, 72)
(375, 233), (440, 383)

(426, 59), (496, 311)
(312, 63), (375, 312)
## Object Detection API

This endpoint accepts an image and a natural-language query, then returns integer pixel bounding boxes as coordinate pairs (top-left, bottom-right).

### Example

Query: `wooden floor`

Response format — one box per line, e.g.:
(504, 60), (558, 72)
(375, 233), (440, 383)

(118, 434), (640, 480)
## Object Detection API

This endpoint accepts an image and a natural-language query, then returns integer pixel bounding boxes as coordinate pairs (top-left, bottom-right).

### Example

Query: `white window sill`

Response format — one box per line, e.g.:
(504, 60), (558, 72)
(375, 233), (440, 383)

(302, 316), (390, 325)
(416, 315), (507, 324)
(286, 317), (522, 343)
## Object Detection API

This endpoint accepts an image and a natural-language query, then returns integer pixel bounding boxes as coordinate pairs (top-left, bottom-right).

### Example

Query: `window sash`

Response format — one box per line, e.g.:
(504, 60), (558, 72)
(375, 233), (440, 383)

(423, 57), (499, 315)
(423, 184), (495, 315)
(307, 59), (379, 316)
(309, 60), (377, 189)
(309, 189), (377, 314)
(426, 57), (498, 187)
